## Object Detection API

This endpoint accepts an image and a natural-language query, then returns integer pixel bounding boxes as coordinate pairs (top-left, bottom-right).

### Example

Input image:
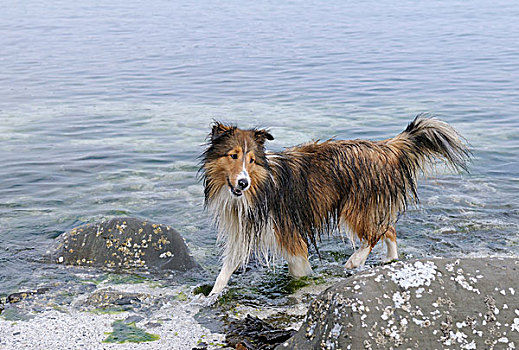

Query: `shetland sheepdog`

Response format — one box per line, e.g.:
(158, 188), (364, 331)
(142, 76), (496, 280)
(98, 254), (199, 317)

(200, 115), (469, 295)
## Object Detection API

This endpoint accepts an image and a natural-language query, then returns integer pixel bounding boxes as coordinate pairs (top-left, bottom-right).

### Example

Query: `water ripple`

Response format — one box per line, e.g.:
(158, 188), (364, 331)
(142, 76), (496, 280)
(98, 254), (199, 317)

(0, 0), (518, 294)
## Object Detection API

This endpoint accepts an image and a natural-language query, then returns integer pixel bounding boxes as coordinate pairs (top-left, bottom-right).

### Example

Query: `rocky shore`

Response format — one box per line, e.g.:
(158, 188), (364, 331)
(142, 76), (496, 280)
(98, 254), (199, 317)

(0, 218), (321, 349)
(1, 218), (219, 349)
(1, 218), (518, 349)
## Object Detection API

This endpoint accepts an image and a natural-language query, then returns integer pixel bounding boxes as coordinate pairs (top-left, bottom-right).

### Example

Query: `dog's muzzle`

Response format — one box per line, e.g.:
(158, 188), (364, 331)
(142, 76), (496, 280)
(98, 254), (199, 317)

(228, 177), (250, 197)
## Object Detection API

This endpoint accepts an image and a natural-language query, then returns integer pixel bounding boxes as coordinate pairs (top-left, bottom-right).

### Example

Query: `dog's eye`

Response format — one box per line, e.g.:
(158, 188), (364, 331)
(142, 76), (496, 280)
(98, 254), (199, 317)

(249, 158), (255, 164)
(230, 154), (238, 159)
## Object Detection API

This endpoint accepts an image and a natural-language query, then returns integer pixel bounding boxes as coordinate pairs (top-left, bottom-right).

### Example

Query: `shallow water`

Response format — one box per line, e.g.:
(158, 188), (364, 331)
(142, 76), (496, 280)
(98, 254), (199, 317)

(1, 0), (518, 296)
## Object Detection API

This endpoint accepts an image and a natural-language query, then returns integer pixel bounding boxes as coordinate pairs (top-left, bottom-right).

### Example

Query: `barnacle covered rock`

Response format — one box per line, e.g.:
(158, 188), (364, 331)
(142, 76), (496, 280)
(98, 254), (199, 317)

(280, 257), (519, 349)
(48, 217), (200, 272)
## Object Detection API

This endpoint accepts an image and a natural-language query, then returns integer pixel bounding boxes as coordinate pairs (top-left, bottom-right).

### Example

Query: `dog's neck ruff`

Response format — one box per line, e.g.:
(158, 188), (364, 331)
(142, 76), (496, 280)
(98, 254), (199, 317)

(207, 188), (278, 268)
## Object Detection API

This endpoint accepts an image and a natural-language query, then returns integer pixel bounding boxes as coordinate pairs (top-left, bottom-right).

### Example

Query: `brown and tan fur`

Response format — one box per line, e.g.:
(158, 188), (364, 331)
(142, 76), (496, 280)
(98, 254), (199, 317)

(200, 115), (470, 295)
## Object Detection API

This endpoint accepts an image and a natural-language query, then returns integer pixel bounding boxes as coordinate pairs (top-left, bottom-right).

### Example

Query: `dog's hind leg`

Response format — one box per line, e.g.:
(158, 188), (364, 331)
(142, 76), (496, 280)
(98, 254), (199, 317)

(286, 254), (312, 277)
(209, 258), (241, 295)
(383, 226), (398, 262)
(281, 237), (312, 277)
(344, 241), (372, 269)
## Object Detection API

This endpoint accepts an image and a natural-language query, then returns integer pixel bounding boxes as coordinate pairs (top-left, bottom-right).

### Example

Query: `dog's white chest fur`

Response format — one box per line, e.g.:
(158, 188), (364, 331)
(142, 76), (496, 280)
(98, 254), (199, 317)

(207, 188), (279, 268)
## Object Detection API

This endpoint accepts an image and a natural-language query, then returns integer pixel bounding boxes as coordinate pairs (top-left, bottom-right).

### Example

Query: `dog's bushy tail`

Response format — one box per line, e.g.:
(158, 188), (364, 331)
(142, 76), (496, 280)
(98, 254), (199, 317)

(380, 114), (470, 216)
(394, 114), (470, 173)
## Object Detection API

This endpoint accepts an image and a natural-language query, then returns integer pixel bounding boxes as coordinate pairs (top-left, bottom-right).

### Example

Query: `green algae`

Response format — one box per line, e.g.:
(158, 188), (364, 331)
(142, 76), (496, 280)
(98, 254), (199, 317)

(51, 304), (69, 313)
(80, 273), (151, 286)
(282, 277), (310, 293)
(1, 308), (34, 321)
(216, 288), (242, 305)
(106, 273), (150, 285)
(193, 284), (212, 296)
(174, 291), (188, 301)
(261, 272), (318, 297)
(103, 320), (159, 343)
(326, 250), (350, 263)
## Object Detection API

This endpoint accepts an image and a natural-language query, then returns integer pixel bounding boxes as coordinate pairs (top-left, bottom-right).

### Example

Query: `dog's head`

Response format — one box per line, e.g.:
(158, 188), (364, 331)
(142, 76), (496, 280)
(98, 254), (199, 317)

(201, 122), (274, 199)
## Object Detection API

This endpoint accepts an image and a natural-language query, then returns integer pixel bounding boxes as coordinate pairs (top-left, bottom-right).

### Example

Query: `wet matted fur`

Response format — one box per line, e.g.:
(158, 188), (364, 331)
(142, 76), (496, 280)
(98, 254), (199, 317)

(199, 115), (470, 295)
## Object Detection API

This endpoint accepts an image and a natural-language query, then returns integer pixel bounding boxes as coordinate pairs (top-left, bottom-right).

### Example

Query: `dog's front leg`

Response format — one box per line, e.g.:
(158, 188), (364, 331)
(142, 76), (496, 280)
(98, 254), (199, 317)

(209, 257), (240, 295)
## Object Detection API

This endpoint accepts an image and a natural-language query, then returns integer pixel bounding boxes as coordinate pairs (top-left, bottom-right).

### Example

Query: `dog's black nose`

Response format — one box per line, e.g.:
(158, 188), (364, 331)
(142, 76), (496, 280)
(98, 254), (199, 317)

(237, 178), (249, 189)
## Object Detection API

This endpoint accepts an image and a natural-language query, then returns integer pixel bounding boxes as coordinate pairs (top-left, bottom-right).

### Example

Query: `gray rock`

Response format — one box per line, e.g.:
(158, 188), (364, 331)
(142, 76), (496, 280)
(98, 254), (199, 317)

(49, 217), (200, 272)
(7, 288), (51, 304)
(279, 257), (519, 350)
(80, 288), (150, 310)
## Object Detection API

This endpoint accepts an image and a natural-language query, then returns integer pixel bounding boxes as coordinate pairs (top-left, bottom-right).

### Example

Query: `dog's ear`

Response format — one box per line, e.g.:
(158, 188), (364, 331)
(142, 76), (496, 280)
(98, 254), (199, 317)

(211, 122), (234, 142)
(254, 129), (274, 144)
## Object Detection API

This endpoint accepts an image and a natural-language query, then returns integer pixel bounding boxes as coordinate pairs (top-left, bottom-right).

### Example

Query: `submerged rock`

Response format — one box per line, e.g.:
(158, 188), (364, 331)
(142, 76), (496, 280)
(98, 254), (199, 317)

(48, 217), (200, 272)
(81, 289), (150, 310)
(280, 257), (519, 349)
(7, 288), (51, 304)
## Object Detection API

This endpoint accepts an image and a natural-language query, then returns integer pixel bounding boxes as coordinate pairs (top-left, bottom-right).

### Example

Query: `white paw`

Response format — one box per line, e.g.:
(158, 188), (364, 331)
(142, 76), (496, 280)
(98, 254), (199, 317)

(190, 292), (219, 307)
(344, 258), (360, 269)
(384, 255), (398, 263)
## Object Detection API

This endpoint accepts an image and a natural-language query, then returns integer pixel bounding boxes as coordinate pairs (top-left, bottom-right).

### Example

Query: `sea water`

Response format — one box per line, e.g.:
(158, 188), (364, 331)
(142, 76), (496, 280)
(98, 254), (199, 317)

(1, 0), (518, 295)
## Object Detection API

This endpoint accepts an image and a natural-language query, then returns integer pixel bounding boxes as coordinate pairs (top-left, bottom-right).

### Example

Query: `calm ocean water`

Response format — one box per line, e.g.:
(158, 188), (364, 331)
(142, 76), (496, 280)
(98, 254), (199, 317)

(1, 0), (518, 295)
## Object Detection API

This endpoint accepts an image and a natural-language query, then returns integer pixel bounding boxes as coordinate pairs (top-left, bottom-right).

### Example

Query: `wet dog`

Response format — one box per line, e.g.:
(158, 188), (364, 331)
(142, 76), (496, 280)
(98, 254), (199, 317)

(199, 115), (469, 295)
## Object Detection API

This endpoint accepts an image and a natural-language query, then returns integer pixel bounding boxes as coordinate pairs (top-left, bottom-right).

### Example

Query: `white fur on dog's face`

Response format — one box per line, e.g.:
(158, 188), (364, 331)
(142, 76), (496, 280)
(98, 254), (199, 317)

(235, 168), (251, 193)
